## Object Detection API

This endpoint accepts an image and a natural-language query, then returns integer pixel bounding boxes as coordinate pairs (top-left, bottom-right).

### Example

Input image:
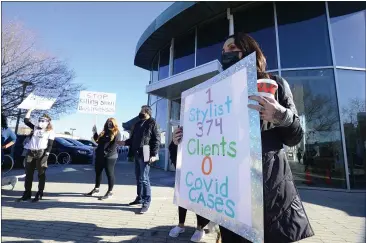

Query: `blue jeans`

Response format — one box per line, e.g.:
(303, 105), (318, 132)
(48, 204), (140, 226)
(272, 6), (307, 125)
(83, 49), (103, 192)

(134, 155), (151, 206)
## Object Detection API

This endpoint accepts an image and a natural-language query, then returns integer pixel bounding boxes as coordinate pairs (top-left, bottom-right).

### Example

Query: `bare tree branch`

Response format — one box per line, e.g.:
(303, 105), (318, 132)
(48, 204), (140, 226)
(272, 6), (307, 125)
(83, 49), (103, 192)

(1, 21), (84, 121)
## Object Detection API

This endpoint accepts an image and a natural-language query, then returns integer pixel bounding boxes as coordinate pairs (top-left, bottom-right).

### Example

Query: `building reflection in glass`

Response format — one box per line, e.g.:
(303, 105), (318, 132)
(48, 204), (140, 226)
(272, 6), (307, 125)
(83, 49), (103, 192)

(282, 69), (346, 189)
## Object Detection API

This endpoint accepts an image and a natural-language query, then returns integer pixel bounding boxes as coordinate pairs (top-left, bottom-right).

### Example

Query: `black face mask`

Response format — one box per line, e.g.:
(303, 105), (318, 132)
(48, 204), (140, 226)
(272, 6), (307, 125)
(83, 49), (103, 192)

(221, 51), (242, 70)
(107, 122), (113, 129)
(139, 113), (146, 120)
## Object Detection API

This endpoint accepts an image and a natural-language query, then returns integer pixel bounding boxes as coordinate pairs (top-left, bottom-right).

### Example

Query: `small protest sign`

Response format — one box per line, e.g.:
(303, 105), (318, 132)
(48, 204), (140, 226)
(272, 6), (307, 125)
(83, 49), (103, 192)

(77, 91), (116, 115)
(18, 88), (61, 110)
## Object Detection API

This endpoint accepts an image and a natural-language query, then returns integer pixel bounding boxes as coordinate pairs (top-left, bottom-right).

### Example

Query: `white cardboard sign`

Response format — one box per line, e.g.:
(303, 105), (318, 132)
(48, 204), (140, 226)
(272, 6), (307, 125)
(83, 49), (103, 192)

(77, 91), (116, 115)
(174, 53), (264, 242)
(18, 88), (61, 110)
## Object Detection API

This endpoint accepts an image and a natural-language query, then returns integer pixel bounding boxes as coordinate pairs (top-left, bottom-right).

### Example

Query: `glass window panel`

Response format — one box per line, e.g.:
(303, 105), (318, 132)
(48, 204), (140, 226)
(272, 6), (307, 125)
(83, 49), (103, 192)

(170, 99), (181, 121)
(151, 52), (159, 83)
(155, 99), (167, 132)
(155, 99), (167, 152)
(197, 16), (228, 66)
(337, 70), (366, 189)
(149, 95), (159, 106)
(234, 3), (277, 70)
(150, 103), (157, 119)
(173, 30), (195, 75)
(159, 45), (170, 80)
(282, 69), (346, 189)
(269, 71), (278, 76)
(329, 2), (366, 68)
(276, 2), (332, 68)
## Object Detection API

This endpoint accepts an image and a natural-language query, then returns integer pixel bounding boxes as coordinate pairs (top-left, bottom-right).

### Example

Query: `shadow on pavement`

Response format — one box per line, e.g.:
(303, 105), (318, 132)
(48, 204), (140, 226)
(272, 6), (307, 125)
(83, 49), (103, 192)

(1, 193), (143, 214)
(299, 189), (366, 218)
(1, 219), (216, 243)
(6, 162), (175, 188)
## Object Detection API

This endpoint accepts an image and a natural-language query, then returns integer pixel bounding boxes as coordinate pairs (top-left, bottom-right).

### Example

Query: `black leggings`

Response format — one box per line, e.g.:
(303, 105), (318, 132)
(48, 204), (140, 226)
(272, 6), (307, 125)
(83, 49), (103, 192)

(95, 156), (117, 191)
(178, 206), (210, 228)
(219, 226), (251, 243)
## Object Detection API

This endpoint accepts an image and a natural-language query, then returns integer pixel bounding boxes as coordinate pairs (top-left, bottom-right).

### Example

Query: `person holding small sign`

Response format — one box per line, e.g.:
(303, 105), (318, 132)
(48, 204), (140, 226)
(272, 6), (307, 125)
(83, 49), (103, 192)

(173, 33), (314, 243)
(18, 109), (55, 202)
(85, 118), (121, 200)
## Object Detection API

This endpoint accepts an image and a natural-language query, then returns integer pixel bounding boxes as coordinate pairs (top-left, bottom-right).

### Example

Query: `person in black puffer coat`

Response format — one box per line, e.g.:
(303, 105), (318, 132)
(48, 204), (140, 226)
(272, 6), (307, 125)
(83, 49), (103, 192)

(172, 32), (314, 243)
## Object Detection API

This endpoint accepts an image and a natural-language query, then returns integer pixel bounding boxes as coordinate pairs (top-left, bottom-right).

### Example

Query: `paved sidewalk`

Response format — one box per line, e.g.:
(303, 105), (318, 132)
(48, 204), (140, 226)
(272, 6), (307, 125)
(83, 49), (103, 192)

(1, 162), (365, 243)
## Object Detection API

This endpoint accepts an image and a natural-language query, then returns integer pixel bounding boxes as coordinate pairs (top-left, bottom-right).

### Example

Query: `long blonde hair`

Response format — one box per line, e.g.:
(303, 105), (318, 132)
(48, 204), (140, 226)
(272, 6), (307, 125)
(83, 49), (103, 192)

(96, 118), (119, 142)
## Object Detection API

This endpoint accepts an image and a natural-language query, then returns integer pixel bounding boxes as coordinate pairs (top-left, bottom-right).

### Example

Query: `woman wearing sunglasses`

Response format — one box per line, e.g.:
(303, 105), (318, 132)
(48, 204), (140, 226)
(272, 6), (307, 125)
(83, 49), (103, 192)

(18, 108), (55, 202)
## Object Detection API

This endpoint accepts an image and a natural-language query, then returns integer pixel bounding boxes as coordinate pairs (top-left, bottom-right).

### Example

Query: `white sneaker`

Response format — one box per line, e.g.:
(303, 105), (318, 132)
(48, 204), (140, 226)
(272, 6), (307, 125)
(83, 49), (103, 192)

(206, 221), (217, 233)
(190, 229), (205, 242)
(169, 226), (185, 237)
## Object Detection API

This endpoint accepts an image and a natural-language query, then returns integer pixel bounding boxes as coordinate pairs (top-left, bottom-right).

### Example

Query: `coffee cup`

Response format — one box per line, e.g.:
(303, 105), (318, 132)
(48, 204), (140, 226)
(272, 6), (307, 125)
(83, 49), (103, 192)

(257, 79), (278, 99)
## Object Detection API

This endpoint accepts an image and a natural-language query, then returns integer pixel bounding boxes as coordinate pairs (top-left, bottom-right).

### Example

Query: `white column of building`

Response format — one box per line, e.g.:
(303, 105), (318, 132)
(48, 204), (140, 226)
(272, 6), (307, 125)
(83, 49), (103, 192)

(164, 38), (175, 171)
(325, 1), (351, 190)
(227, 8), (234, 35)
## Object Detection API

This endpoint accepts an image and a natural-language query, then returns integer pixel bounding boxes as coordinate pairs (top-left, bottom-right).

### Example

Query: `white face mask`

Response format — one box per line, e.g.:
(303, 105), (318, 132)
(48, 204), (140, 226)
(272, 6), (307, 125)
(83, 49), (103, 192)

(38, 121), (49, 129)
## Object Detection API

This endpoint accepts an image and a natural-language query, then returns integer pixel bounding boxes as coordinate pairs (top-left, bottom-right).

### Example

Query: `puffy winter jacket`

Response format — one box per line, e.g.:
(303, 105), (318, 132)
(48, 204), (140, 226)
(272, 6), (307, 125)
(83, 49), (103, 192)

(262, 75), (314, 242)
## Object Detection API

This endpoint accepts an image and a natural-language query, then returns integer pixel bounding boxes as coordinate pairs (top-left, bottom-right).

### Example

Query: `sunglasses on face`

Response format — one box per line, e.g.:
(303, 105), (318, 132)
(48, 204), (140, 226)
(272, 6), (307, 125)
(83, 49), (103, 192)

(38, 119), (49, 123)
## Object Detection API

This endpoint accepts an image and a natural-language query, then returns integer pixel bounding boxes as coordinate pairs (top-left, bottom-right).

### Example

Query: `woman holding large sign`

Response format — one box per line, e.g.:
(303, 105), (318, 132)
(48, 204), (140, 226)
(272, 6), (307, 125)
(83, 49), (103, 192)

(173, 33), (314, 243)
(85, 118), (121, 200)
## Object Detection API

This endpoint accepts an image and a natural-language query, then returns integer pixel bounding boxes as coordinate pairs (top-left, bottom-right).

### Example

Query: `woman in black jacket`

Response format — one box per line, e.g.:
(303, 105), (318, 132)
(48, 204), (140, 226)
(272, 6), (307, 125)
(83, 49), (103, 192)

(85, 118), (121, 200)
(172, 32), (314, 243)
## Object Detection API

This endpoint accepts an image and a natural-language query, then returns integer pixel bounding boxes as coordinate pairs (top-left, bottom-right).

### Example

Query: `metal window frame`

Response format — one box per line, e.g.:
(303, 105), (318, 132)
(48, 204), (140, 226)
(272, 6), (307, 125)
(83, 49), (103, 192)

(194, 26), (198, 67)
(336, 66), (366, 71)
(147, 2), (366, 189)
(273, 1), (354, 191)
(325, 1), (351, 191)
(281, 66), (334, 71)
(273, 2), (282, 76)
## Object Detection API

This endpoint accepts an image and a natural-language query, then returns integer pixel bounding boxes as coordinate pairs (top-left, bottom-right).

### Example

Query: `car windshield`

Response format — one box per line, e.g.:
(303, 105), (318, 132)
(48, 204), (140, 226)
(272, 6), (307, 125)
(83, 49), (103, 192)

(56, 137), (75, 146)
(79, 140), (96, 146)
(66, 139), (86, 147)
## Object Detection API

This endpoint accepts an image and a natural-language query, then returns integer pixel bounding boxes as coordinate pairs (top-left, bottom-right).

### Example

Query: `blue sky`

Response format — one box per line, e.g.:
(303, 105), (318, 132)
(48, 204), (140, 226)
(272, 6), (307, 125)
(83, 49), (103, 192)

(2, 2), (172, 139)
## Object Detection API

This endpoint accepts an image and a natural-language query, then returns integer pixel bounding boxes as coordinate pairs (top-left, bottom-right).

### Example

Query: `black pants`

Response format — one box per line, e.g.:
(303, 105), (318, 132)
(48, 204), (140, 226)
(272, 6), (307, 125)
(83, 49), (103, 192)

(178, 206), (210, 228)
(219, 226), (251, 243)
(24, 150), (47, 192)
(95, 155), (117, 191)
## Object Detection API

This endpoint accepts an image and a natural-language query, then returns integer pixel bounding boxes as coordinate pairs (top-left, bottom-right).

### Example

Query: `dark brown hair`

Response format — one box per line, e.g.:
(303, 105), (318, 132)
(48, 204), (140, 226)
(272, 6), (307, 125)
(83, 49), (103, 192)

(141, 105), (152, 117)
(230, 32), (270, 79)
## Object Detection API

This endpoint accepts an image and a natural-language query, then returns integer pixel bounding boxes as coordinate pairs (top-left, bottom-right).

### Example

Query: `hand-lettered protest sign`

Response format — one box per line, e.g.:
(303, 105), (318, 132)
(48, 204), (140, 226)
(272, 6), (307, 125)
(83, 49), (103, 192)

(77, 91), (116, 115)
(174, 53), (264, 242)
(18, 88), (61, 110)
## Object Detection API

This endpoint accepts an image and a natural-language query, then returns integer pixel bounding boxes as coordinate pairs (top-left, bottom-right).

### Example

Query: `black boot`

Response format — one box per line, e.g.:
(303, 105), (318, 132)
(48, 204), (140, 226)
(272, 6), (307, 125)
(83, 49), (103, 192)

(17, 191), (32, 202)
(32, 191), (43, 202)
(98, 191), (113, 200)
(84, 188), (100, 197)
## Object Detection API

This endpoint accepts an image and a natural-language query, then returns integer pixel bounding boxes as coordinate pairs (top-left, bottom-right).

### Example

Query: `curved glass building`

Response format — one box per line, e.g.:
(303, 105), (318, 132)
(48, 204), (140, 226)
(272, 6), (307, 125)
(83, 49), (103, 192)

(132, 2), (366, 191)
